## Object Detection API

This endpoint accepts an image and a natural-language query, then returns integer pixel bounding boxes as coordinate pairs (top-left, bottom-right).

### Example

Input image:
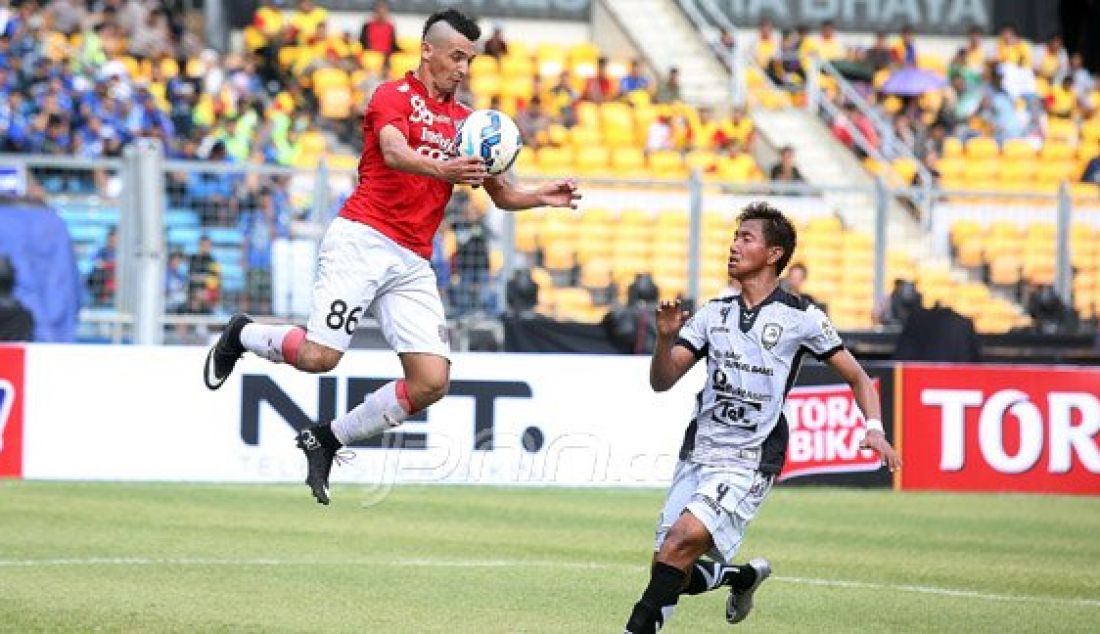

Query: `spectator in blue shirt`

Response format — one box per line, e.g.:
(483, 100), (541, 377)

(619, 59), (650, 95)
(238, 186), (288, 314)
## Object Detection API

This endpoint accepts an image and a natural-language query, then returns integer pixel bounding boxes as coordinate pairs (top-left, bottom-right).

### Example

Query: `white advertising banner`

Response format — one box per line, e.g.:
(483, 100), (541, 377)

(22, 346), (705, 487)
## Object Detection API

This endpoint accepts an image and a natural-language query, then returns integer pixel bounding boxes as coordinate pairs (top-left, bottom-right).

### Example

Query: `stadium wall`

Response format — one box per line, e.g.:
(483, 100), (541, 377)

(0, 345), (1097, 494)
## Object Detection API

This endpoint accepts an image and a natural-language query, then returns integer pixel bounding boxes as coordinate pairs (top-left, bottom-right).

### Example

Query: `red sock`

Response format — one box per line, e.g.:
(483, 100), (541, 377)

(281, 327), (306, 366)
(395, 379), (418, 414)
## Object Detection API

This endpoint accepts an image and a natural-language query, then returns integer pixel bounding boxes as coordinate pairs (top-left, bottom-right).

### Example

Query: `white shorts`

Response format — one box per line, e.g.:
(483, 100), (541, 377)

(306, 217), (450, 358)
(654, 461), (774, 564)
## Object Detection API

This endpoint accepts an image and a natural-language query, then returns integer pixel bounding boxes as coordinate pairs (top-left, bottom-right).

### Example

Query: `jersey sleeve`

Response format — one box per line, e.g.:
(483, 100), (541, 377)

(801, 304), (844, 361)
(675, 302), (712, 360)
(365, 84), (409, 138)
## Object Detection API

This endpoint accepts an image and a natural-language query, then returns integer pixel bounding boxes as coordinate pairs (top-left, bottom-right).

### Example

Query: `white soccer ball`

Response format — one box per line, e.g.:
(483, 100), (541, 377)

(455, 109), (523, 175)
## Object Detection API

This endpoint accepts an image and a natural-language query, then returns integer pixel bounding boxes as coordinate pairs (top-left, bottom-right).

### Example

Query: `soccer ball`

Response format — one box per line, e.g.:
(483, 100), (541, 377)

(455, 109), (523, 175)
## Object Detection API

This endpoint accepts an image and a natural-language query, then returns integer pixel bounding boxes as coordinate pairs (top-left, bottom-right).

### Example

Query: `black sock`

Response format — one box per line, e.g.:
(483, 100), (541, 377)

(625, 562), (686, 634)
(311, 424), (342, 450)
(683, 559), (758, 595)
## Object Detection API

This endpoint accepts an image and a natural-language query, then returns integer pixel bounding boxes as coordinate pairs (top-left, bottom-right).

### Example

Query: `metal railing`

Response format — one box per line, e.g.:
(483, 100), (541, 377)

(3, 148), (1097, 345)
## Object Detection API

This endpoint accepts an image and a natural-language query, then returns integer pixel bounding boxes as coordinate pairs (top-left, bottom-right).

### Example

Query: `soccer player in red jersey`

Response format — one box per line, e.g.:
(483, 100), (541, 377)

(203, 9), (580, 504)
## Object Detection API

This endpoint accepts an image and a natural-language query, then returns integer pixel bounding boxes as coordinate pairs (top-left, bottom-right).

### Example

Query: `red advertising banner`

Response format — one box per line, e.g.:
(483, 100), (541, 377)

(780, 380), (883, 482)
(0, 345), (24, 478)
(900, 364), (1100, 495)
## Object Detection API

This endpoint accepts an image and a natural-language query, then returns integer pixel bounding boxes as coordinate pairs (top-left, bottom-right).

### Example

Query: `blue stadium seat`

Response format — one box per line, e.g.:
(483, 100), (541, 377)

(165, 208), (200, 228)
(167, 226), (203, 250)
(66, 223), (109, 244)
(205, 227), (244, 246)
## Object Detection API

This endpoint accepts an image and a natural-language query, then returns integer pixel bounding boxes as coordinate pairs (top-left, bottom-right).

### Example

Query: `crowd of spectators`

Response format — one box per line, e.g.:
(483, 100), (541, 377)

(741, 19), (1098, 187)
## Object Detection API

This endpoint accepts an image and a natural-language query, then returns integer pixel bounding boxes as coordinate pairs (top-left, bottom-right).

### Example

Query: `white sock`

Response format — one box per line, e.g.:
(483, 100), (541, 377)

(239, 323), (300, 363)
(331, 380), (413, 445)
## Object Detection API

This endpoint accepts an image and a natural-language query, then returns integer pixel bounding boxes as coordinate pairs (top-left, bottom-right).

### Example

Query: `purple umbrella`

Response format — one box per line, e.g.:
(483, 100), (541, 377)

(882, 67), (946, 96)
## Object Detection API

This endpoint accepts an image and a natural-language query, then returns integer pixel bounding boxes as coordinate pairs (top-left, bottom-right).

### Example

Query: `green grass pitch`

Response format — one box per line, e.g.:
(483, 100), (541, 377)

(1, 481), (1098, 632)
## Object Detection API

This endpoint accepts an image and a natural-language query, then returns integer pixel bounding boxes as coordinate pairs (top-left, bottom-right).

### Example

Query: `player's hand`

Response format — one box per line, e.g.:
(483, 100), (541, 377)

(438, 156), (488, 185)
(655, 299), (690, 339)
(535, 178), (581, 209)
(860, 430), (902, 472)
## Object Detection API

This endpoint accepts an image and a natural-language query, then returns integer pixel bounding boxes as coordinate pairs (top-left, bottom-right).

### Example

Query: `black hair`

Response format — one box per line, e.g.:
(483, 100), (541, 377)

(422, 8), (481, 42)
(737, 201), (798, 275)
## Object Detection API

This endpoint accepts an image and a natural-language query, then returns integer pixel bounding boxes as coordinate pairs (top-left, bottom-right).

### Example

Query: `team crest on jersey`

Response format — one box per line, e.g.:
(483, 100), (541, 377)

(398, 83), (410, 92)
(761, 323), (783, 349)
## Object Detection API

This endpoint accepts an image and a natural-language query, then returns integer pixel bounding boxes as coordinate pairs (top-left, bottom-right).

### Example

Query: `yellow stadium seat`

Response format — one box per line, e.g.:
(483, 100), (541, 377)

(389, 52), (419, 77)
(965, 137), (999, 159)
(891, 157), (920, 185)
(1036, 161), (1077, 183)
(569, 42), (600, 65)
(358, 50), (385, 74)
(950, 219), (983, 244)
(580, 259), (613, 288)
(648, 150), (687, 179)
(955, 236), (985, 268)
(999, 160), (1033, 183)
(1040, 143), (1075, 161)
(542, 241), (577, 270)
(278, 46), (302, 68)
(942, 137), (963, 157)
(575, 101), (600, 129)
(1046, 118), (1077, 145)
(570, 126), (602, 149)
(500, 54), (535, 79)
(1001, 138), (1036, 159)
(575, 146), (611, 174)
(299, 131), (327, 155)
(936, 157), (965, 180)
(806, 215), (843, 234)
(319, 86), (352, 119)
(611, 147), (646, 176)
(470, 56), (499, 76)
(537, 146), (574, 173)
(1082, 119), (1100, 145)
(471, 74), (502, 97)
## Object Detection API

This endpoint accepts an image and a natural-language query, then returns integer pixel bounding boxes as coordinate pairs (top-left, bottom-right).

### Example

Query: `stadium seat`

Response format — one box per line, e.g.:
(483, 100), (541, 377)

(648, 150), (687, 180)
(965, 137), (999, 159)
(610, 147), (646, 177)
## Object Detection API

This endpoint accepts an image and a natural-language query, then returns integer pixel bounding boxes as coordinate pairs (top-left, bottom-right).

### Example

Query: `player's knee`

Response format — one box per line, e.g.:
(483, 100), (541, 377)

(659, 525), (708, 566)
(410, 373), (449, 408)
(295, 342), (342, 373)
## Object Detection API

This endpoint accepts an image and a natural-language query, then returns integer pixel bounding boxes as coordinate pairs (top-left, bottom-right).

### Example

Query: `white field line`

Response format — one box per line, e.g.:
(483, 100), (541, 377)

(0, 557), (1096, 609)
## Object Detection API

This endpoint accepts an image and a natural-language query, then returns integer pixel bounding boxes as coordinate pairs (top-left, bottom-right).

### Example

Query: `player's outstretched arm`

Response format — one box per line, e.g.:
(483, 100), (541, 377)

(826, 349), (902, 472)
(378, 125), (487, 184)
(650, 299), (699, 392)
(482, 170), (581, 211)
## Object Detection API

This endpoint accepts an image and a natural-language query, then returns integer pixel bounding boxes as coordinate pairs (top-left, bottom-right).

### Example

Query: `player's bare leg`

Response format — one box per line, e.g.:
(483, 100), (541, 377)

(625, 512), (711, 633)
(296, 352), (449, 505)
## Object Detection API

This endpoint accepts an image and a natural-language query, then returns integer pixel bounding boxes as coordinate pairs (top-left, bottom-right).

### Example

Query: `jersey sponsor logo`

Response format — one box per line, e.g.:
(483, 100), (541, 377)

(761, 323), (782, 350)
(0, 346), (24, 478)
(418, 127), (457, 156)
(901, 365), (1100, 494)
(722, 359), (774, 377)
(778, 381), (882, 482)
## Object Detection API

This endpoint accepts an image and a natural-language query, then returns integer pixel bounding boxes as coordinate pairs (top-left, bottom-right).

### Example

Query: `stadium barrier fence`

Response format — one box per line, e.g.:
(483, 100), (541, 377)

(1, 145), (1095, 346)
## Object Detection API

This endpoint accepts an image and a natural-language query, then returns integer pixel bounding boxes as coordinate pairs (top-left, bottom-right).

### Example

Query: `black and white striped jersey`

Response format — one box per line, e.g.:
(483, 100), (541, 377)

(674, 287), (844, 474)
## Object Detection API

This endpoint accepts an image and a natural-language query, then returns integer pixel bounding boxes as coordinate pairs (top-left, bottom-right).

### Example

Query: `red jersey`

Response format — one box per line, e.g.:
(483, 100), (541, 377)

(340, 72), (471, 259)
